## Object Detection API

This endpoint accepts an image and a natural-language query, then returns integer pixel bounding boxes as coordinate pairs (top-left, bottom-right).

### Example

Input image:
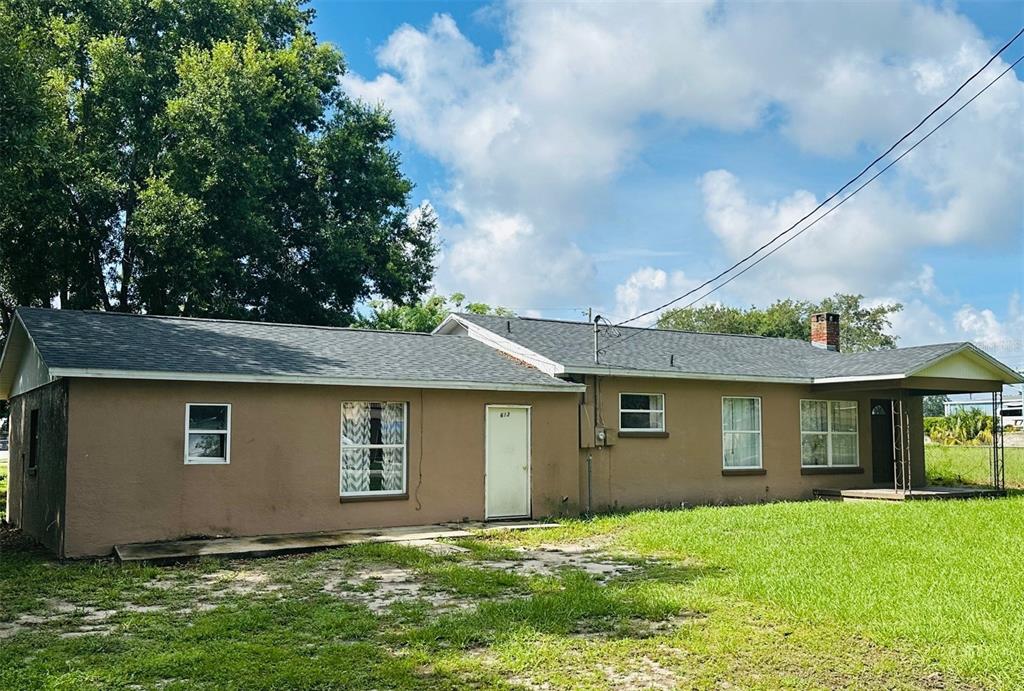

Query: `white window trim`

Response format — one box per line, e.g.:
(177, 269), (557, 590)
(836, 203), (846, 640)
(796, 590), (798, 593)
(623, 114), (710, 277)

(618, 392), (666, 432)
(722, 396), (763, 470)
(800, 399), (860, 468)
(340, 401), (408, 498)
(184, 403), (231, 465)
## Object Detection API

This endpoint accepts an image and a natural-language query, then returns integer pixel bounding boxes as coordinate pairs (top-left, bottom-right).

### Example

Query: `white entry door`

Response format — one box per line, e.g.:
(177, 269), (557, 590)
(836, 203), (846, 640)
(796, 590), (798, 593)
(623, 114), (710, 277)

(485, 405), (531, 519)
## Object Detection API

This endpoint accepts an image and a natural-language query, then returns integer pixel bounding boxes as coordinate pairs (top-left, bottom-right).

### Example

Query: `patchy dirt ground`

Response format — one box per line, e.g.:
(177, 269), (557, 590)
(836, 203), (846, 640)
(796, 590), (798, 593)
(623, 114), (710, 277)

(479, 543), (638, 579)
(322, 541), (642, 614)
(0, 537), (647, 638)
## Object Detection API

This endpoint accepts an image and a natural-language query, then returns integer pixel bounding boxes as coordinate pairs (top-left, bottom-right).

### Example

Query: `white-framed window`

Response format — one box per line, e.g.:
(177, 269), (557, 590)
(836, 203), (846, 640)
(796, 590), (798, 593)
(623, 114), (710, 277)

(341, 401), (407, 497)
(722, 396), (762, 469)
(184, 403), (231, 464)
(800, 400), (859, 467)
(619, 393), (665, 432)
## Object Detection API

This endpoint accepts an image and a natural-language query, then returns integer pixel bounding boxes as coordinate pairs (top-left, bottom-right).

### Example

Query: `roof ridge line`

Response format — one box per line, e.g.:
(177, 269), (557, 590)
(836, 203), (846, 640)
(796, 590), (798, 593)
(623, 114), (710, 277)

(464, 314), (980, 352)
(16, 307), (437, 337)
(458, 313), (778, 340)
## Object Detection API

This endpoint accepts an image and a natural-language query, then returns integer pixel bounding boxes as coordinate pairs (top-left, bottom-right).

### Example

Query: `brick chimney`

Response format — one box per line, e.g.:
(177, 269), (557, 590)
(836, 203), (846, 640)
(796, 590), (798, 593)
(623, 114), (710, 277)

(810, 312), (840, 351)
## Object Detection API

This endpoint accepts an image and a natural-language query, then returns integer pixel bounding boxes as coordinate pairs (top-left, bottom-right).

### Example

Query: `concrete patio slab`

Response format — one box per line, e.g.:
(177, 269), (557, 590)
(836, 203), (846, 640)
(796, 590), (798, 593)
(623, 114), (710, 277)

(813, 486), (1006, 502)
(114, 521), (559, 564)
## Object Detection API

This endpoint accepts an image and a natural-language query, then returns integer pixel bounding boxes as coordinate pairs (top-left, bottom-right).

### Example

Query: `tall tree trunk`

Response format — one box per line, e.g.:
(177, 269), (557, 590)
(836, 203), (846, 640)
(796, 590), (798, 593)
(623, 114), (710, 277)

(94, 246), (112, 312)
(117, 162), (140, 312)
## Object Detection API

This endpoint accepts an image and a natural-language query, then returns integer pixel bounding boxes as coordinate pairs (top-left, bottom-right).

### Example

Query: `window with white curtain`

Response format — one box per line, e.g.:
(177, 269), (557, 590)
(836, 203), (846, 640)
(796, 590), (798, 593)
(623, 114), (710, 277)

(800, 400), (858, 467)
(341, 402), (407, 497)
(722, 397), (762, 469)
(619, 393), (665, 431)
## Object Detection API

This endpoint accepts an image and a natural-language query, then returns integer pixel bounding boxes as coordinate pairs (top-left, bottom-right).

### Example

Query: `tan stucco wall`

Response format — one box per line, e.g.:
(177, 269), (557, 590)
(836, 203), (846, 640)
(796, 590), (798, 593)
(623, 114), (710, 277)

(63, 379), (579, 557)
(578, 376), (924, 510)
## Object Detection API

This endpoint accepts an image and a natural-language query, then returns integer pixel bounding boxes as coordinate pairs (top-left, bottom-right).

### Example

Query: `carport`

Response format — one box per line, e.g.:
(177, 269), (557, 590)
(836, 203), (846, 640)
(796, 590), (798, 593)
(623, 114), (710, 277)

(811, 348), (1018, 500)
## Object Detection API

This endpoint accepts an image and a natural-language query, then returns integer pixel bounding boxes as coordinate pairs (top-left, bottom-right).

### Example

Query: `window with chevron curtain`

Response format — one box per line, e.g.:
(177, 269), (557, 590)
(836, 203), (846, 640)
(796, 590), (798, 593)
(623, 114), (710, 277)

(341, 402), (407, 496)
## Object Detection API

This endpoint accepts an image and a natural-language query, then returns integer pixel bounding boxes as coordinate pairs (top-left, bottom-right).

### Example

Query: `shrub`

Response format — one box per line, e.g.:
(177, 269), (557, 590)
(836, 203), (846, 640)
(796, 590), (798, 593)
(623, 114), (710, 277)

(923, 416), (945, 439)
(927, 409), (994, 446)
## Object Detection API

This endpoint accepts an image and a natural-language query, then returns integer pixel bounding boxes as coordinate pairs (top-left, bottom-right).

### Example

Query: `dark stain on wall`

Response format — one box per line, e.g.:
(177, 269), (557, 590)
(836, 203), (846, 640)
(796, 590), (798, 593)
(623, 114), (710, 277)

(7, 379), (68, 555)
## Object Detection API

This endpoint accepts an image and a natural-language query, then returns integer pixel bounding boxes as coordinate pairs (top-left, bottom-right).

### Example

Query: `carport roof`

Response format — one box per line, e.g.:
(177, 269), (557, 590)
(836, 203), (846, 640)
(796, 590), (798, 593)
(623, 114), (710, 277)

(0, 308), (584, 396)
(439, 313), (1022, 385)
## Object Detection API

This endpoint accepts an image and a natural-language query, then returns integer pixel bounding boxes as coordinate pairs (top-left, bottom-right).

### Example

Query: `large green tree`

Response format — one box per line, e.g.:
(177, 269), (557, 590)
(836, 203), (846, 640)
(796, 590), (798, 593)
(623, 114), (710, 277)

(356, 293), (513, 333)
(657, 293), (902, 351)
(0, 0), (437, 336)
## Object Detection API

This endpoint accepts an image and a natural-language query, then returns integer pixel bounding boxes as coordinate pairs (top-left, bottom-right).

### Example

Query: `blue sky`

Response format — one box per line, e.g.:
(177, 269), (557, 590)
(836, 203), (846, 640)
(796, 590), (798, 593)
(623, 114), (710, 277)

(311, 1), (1023, 363)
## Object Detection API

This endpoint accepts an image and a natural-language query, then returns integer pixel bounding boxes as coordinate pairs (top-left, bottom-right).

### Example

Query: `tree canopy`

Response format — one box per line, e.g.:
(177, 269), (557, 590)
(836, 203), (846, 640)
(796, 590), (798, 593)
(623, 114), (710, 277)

(923, 395), (950, 417)
(657, 294), (902, 351)
(356, 294), (512, 333)
(0, 0), (437, 335)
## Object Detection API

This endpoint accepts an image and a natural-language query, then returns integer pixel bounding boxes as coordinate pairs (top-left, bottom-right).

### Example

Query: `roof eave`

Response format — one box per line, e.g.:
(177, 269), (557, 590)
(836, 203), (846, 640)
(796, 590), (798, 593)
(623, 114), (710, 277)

(46, 367), (586, 393)
(563, 365), (812, 385)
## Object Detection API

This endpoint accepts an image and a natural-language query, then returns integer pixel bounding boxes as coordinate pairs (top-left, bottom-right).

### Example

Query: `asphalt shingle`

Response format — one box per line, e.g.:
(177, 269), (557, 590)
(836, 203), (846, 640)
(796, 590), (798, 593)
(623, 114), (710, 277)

(454, 313), (979, 381)
(15, 308), (578, 390)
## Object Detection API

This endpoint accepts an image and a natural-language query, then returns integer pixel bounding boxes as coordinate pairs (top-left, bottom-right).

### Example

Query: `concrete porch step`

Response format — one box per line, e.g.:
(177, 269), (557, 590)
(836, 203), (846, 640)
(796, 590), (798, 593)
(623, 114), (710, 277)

(813, 486), (1007, 502)
(114, 521), (558, 564)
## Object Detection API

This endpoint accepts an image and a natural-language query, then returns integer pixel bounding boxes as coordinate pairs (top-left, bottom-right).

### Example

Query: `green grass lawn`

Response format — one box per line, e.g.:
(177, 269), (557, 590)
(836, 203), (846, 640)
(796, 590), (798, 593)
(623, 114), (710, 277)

(3, 492), (1023, 689)
(501, 496), (1024, 689)
(926, 444), (1024, 488)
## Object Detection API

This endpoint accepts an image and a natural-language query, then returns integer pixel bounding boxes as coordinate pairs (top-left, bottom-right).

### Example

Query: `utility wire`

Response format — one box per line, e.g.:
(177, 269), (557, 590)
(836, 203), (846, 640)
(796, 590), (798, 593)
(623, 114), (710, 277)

(676, 54), (1024, 312)
(614, 26), (1024, 329)
(598, 49), (1024, 355)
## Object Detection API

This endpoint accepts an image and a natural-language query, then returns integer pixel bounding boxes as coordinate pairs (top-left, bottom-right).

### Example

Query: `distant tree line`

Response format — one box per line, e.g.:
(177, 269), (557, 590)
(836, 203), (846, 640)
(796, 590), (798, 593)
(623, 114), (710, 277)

(657, 293), (902, 352)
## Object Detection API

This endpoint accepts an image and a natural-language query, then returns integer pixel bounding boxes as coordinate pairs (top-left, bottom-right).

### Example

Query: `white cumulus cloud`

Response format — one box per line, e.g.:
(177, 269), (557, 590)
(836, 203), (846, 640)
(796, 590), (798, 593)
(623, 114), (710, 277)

(612, 267), (698, 326)
(954, 294), (1024, 355)
(345, 2), (1023, 341)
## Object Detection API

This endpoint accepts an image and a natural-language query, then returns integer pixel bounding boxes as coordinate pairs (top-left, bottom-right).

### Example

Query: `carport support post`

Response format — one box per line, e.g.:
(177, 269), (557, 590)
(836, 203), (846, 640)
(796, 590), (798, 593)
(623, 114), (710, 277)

(891, 398), (912, 495)
(992, 393), (1004, 490)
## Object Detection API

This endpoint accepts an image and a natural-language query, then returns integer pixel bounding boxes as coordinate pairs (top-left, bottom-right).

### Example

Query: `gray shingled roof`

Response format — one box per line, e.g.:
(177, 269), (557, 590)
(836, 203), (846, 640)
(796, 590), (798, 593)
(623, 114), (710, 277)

(453, 313), (1014, 382)
(13, 308), (580, 391)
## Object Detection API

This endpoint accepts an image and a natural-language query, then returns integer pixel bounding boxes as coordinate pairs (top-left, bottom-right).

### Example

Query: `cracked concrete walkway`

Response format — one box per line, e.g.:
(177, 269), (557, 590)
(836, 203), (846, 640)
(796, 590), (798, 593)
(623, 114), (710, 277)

(114, 520), (558, 563)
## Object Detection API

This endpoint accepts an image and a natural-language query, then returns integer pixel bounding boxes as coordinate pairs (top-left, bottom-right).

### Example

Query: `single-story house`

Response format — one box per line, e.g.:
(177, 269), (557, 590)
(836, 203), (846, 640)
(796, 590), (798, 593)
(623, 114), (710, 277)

(434, 312), (1021, 511)
(0, 308), (583, 557)
(1, 307), (1020, 557)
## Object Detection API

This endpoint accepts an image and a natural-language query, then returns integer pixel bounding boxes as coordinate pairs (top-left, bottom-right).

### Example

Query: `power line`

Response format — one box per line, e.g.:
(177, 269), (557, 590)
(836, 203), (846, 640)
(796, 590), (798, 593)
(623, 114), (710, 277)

(598, 48), (1023, 355)
(614, 26), (1024, 329)
(674, 53), (1024, 312)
